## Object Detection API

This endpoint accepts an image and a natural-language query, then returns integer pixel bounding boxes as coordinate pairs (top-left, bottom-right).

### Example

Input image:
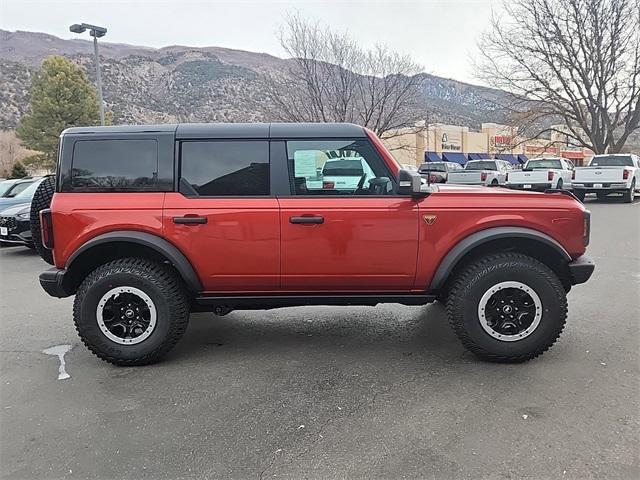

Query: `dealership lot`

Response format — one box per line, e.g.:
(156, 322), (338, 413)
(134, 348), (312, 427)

(0, 198), (638, 479)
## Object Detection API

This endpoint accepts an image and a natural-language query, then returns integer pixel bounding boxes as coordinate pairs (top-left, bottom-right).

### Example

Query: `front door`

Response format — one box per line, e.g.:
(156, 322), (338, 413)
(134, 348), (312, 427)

(164, 139), (280, 292)
(278, 138), (419, 291)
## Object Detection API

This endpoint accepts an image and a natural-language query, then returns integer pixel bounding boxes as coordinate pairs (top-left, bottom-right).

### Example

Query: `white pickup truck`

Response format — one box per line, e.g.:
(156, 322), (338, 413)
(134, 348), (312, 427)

(447, 159), (511, 186)
(573, 154), (639, 203)
(505, 157), (574, 191)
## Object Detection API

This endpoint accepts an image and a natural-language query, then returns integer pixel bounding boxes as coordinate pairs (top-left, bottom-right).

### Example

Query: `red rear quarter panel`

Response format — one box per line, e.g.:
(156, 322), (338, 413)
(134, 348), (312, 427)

(51, 193), (165, 268)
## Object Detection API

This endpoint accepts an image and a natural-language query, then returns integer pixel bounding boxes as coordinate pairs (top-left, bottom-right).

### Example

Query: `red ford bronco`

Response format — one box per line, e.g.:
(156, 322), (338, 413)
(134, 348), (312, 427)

(32, 123), (594, 365)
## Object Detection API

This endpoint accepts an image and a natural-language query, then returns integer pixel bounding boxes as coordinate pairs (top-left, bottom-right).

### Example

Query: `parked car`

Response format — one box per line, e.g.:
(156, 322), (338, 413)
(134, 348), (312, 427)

(0, 177), (37, 198)
(572, 154), (639, 202)
(321, 157), (376, 191)
(0, 177), (47, 212)
(0, 203), (33, 247)
(33, 123), (593, 366)
(417, 161), (463, 183)
(447, 159), (511, 186)
(505, 157), (574, 191)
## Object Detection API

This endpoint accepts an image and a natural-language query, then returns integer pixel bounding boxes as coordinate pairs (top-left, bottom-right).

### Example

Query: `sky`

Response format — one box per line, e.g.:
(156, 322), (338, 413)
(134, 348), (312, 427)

(1, 0), (498, 84)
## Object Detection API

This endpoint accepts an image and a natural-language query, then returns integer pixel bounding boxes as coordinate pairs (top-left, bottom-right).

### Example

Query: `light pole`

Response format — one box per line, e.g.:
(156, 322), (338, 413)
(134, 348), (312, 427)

(69, 23), (107, 125)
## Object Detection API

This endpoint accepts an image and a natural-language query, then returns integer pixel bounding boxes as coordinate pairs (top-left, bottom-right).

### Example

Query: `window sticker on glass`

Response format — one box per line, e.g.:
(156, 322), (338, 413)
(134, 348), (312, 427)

(294, 150), (318, 177)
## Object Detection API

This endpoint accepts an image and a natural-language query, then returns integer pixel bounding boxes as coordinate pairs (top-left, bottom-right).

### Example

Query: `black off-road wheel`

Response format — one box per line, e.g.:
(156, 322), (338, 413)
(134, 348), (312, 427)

(30, 176), (55, 265)
(573, 189), (585, 202)
(446, 252), (567, 363)
(73, 258), (190, 366)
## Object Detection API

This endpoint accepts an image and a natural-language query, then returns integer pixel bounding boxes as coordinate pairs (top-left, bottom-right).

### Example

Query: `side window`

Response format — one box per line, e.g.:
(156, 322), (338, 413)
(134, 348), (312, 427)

(180, 141), (269, 196)
(71, 139), (158, 191)
(286, 139), (395, 196)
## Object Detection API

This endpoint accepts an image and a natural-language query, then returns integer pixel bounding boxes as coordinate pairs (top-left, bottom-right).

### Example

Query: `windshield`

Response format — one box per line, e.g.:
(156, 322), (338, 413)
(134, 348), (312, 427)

(15, 178), (44, 199)
(465, 161), (497, 171)
(419, 163), (447, 172)
(526, 159), (562, 169)
(589, 155), (634, 167)
(322, 159), (364, 177)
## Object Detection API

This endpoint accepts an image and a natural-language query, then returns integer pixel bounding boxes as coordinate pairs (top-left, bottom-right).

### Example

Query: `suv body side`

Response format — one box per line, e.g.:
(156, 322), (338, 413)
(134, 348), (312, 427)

(49, 123), (588, 299)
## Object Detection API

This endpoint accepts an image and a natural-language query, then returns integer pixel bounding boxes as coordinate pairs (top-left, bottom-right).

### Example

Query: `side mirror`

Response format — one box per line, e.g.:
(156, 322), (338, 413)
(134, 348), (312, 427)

(397, 169), (425, 196)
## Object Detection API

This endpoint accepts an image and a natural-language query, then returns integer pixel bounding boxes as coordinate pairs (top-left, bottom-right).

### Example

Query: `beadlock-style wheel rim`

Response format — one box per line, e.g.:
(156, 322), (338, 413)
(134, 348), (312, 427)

(96, 286), (157, 345)
(477, 281), (542, 342)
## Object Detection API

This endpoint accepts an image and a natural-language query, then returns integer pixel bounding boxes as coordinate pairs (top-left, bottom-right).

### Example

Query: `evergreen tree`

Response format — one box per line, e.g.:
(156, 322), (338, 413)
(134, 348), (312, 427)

(9, 162), (28, 179)
(17, 56), (102, 169)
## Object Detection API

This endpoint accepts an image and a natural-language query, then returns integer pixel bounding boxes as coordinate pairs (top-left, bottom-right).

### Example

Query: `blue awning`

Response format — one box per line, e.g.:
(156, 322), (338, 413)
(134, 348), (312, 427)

(496, 153), (520, 164)
(517, 154), (528, 164)
(442, 151), (467, 165)
(468, 152), (490, 160)
(425, 151), (441, 162)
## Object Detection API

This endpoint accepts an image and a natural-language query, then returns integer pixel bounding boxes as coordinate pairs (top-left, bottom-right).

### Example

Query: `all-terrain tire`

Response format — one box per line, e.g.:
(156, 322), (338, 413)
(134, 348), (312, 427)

(623, 179), (635, 203)
(29, 176), (55, 265)
(596, 191), (608, 200)
(73, 258), (190, 366)
(556, 178), (563, 189)
(446, 252), (567, 363)
(573, 189), (585, 202)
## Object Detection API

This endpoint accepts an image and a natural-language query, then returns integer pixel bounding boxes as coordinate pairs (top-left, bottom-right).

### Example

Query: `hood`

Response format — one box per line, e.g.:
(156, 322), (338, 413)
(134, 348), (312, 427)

(0, 196), (33, 211)
(0, 202), (30, 217)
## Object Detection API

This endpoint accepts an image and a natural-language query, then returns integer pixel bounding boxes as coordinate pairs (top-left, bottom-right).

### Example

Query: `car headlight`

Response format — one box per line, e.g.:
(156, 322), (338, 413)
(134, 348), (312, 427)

(15, 209), (30, 220)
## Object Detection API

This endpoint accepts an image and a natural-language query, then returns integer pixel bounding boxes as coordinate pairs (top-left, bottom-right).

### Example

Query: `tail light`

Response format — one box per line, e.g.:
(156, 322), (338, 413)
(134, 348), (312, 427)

(548, 170), (554, 181)
(40, 209), (54, 249)
(572, 170), (576, 180)
(623, 169), (630, 180)
(481, 172), (487, 181)
(583, 210), (591, 246)
(322, 181), (335, 189)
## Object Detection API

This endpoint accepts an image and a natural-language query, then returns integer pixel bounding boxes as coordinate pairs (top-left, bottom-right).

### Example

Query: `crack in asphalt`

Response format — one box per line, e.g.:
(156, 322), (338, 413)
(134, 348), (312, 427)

(257, 371), (425, 479)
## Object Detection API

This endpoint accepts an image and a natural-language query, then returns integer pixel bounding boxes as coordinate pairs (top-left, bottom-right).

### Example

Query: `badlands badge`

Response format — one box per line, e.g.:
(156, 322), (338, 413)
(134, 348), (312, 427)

(422, 214), (437, 225)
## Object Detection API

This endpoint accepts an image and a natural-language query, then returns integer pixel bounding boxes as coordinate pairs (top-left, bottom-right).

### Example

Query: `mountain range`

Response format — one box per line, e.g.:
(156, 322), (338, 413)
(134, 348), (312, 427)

(0, 29), (515, 131)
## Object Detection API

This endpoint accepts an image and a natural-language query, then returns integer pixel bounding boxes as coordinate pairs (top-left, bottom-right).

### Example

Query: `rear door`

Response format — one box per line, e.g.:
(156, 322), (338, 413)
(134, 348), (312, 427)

(277, 138), (419, 291)
(163, 139), (280, 292)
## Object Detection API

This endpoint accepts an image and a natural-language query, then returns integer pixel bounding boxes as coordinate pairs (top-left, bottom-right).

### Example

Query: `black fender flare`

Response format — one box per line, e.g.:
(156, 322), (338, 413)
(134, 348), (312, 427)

(66, 231), (203, 292)
(429, 226), (571, 290)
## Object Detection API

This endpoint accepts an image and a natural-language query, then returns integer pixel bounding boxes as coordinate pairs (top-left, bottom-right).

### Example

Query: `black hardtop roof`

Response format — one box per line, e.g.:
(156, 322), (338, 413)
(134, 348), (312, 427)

(62, 122), (367, 139)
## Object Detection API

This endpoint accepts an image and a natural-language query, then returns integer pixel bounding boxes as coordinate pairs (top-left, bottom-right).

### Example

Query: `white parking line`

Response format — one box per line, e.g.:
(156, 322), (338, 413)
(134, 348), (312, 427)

(42, 344), (73, 380)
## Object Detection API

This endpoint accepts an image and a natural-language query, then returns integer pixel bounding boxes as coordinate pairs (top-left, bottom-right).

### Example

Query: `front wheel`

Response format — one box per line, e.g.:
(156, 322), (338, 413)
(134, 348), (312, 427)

(73, 258), (190, 365)
(446, 252), (567, 362)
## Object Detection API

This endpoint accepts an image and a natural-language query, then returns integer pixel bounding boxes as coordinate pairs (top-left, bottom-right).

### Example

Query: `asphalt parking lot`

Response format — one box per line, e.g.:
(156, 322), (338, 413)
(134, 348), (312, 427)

(0, 197), (638, 480)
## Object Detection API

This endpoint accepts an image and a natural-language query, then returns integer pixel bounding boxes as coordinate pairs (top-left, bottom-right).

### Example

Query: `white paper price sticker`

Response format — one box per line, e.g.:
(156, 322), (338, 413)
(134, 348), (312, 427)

(294, 150), (318, 178)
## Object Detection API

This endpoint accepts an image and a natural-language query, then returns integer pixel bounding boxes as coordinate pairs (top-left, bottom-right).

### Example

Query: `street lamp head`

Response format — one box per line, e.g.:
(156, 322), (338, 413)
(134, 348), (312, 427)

(69, 23), (107, 37)
(69, 24), (86, 34)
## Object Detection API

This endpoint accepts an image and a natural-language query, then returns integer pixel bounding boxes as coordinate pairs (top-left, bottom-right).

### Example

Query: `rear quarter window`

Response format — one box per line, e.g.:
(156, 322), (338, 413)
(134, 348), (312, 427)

(70, 139), (159, 191)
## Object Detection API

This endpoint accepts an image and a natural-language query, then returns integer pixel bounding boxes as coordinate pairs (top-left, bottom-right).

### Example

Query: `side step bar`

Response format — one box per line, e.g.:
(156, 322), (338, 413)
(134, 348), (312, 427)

(193, 294), (437, 311)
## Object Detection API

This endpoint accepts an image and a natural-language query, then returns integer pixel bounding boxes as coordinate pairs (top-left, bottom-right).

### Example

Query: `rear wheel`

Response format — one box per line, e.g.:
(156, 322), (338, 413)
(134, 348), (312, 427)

(623, 180), (635, 203)
(73, 258), (190, 366)
(596, 191), (608, 200)
(573, 189), (585, 201)
(556, 178), (563, 189)
(446, 252), (567, 362)
(30, 176), (55, 265)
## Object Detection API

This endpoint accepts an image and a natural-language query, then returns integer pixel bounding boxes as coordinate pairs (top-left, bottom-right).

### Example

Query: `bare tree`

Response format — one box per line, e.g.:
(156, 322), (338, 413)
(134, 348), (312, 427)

(262, 13), (425, 136)
(478, 0), (640, 154)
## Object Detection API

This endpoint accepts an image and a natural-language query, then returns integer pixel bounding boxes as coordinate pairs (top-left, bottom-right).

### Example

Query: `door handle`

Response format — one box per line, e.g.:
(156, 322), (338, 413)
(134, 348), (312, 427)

(289, 215), (324, 225)
(173, 215), (207, 224)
